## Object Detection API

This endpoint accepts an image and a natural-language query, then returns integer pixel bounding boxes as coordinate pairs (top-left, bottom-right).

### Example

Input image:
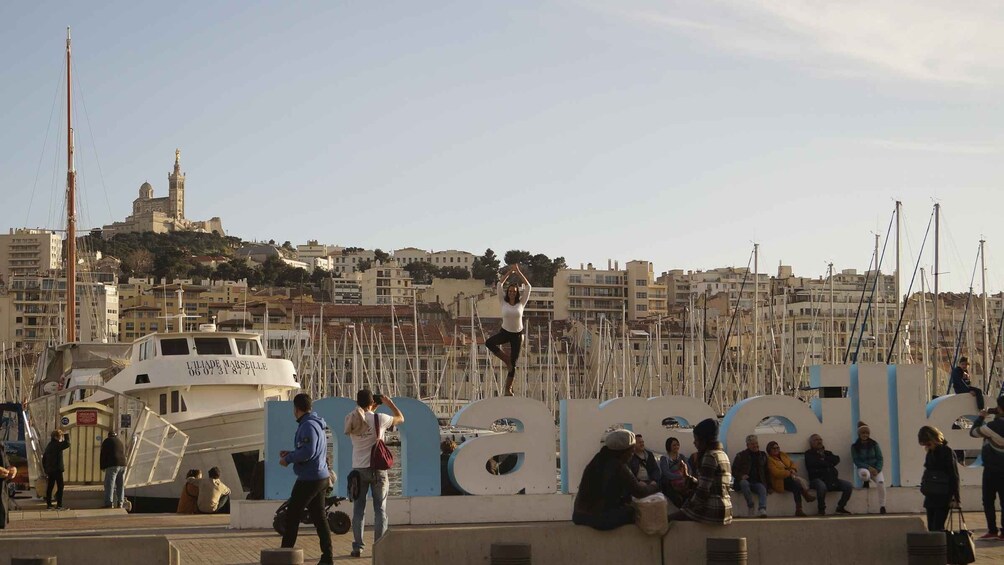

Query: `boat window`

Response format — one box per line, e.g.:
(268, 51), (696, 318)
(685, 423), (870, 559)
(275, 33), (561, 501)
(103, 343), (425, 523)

(159, 393), (167, 415)
(138, 341), (149, 361)
(194, 338), (231, 355)
(135, 374), (150, 385)
(171, 390), (179, 413)
(161, 339), (190, 356)
(235, 339), (261, 356)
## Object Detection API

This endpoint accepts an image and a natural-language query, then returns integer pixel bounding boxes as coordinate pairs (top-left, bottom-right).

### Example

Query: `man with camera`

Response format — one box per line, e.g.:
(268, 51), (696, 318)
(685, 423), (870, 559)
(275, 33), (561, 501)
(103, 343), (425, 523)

(344, 389), (403, 558)
(970, 395), (1004, 540)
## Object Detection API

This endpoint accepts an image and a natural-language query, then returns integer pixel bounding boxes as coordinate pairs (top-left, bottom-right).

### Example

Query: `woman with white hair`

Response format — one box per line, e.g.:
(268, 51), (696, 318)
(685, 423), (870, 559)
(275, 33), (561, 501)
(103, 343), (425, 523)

(851, 422), (886, 515)
(572, 429), (660, 530)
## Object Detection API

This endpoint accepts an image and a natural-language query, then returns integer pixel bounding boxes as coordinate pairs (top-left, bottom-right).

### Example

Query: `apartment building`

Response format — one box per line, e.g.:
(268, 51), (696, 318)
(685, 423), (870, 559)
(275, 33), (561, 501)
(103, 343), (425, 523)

(322, 274), (363, 305)
(360, 261), (413, 306)
(0, 229), (61, 283)
(391, 248), (476, 272)
(660, 267), (772, 310)
(553, 260), (666, 322)
(117, 278), (249, 338)
(0, 275), (118, 348)
(331, 249), (376, 275)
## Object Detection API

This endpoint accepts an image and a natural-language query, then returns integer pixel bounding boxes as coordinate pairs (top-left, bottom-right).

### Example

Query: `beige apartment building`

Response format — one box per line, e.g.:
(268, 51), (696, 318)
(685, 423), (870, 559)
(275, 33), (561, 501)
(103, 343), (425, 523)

(331, 249), (376, 275)
(117, 278), (249, 339)
(0, 275), (118, 348)
(391, 248), (476, 272)
(660, 267), (772, 310)
(0, 229), (62, 283)
(554, 260), (666, 322)
(360, 261), (413, 306)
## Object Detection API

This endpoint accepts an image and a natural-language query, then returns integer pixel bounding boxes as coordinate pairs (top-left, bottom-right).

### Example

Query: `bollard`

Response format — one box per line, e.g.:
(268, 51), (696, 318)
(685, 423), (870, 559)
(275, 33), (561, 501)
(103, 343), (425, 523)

(707, 537), (748, 565)
(490, 543), (531, 565)
(907, 532), (947, 565)
(260, 548), (304, 565)
(12, 558), (57, 565)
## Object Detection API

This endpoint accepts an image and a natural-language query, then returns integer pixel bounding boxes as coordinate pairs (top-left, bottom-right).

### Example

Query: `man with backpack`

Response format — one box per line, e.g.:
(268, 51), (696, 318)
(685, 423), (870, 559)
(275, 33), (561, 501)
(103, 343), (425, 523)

(344, 389), (403, 558)
(278, 393), (334, 565)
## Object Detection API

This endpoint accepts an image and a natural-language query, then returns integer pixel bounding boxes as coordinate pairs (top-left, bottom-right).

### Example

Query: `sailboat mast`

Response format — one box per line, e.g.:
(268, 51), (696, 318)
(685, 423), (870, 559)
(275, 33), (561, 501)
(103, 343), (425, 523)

(65, 28), (77, 343)
(933, 204), (940, 396)
(982, 239), (990, 389)
(894, 201), (902, 364)
(753, 243), (759, 396)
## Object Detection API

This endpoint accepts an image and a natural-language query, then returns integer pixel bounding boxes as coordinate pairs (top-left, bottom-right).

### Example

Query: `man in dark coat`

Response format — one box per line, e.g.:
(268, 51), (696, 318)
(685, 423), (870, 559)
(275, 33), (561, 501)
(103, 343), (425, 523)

(951, 357), (985, 410)
(804, 434), (852, 515)
(970, 395), (1004, 539)
(100, 431), (127, 509)
(42, 429), (70, 510)
(732, 434), (770, 517)
(627, 434), (662, 486)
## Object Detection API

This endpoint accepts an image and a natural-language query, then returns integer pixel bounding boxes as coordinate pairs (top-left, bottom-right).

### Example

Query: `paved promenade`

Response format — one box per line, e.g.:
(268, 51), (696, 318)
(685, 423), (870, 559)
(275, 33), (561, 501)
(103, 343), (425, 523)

(4, 509), (1004, 564)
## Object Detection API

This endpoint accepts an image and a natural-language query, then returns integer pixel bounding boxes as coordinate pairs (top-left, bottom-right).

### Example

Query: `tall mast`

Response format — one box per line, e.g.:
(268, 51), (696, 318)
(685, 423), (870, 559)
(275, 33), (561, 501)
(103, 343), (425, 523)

(828, 263), (835, 364)
(895, 201), (902, 363)
(920, 268), (930, 398)
(753, 243), (759, 395)
(933, 204), (940, 396)
(982, 239), (990, 389)
(65, 27), (77, 343)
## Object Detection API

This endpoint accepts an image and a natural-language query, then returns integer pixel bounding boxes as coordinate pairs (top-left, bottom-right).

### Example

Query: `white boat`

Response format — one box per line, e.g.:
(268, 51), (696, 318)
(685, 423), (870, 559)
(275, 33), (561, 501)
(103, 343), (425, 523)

(66, 329), (299, 504)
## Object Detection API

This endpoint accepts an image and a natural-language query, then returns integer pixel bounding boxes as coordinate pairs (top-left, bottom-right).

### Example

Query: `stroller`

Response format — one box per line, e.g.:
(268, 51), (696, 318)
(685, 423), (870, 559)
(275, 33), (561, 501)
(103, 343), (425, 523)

(273, 494), (351, 537)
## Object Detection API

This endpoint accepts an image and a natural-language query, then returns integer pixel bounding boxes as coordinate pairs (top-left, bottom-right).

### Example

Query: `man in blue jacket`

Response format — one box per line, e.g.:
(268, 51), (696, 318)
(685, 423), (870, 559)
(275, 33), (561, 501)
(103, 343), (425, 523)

(951, 357), (985, 410)
(279, 393), (333, 565)
(970, 395), (1004, 540)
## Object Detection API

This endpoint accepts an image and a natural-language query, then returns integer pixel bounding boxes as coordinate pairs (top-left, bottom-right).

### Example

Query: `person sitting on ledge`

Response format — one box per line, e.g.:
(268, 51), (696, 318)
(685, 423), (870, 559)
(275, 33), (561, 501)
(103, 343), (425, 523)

(628, 434), (662, 487)
(951, 356), (985, 410)
(191, 466), (231, 514)
(572, 429), (660, 531)
(658, 436), (693, 507)
(766, 441), (815, 517)
(804, 434), (853, 515)
(732, 434), (770, 518)
(177, 468), (202, 514)
(852, 422), (887, 515)
(668, 418), (733, 525)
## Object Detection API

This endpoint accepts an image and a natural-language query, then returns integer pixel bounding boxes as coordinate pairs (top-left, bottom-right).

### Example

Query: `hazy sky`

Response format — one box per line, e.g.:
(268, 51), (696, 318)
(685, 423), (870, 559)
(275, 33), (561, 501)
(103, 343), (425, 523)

(2, 1), (1004, 292)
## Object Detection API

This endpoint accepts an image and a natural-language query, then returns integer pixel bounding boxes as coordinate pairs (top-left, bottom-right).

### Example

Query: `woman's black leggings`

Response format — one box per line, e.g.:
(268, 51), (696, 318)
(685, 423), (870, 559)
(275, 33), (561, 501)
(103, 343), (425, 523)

(486, 329), (523, 377)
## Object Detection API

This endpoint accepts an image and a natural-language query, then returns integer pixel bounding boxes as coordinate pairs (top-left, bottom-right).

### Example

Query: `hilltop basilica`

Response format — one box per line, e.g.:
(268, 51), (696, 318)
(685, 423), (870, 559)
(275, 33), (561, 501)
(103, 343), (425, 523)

(101, 149), (223, 236)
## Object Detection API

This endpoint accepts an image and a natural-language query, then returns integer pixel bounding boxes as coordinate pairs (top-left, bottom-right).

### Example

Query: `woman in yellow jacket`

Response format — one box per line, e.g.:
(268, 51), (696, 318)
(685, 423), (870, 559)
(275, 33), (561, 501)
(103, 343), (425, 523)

(766, 441), (815, 517)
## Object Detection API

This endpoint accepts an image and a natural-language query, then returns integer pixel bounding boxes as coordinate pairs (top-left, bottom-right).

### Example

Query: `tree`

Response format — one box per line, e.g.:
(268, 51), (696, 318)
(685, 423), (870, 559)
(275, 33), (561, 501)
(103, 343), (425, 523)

(356, 259), (372, 273)
(282, 241), (295, 252)
(503, 250), (533, 271)
(472, 248), (501, 285)
(404, 261), (438, 285)
(123, 249), (154, 276)
(438, 266), (471, 280)
(374, 249), (390, 264)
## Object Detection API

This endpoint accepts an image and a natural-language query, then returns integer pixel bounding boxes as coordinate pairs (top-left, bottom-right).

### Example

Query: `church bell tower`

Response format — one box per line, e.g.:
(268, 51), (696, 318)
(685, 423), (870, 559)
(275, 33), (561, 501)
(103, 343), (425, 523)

(168, 148), (185, 220)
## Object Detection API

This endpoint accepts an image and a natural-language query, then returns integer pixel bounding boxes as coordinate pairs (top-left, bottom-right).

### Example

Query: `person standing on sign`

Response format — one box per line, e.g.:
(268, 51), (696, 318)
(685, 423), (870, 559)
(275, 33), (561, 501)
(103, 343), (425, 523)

(344, 389), (404, 558)
(485, 264), (531, 396)
(42, 429), (70, 510)
(100, 431), (127, 509)
(279, 393), (334, 565)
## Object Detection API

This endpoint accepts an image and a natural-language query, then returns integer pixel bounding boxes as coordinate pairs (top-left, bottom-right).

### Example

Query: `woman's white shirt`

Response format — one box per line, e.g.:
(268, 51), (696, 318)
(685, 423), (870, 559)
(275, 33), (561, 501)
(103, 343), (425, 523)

(498, 281), (531, 333)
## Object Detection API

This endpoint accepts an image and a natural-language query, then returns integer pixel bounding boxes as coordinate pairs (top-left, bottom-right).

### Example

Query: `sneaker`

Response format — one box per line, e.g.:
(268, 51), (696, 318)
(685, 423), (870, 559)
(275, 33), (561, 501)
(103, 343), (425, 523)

(835, 507), (851, 515)
(55, 506), (68, 511)
(758, 508), (768, 518)
(817, 506), (826, 516)
(979, 532), (999, 541)
(795, 509), (807, 517)
(880, 506), (887, 515)
(863, 480), (870, 488)
(747, 505), (755, 517)
(997, 532), (1004, 541)
(317, 559), (334, 565)
(350, 550), (361, 558)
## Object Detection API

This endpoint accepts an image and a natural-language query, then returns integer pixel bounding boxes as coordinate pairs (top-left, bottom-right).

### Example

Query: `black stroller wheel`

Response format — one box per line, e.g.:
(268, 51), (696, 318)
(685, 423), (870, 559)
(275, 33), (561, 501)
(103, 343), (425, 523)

(328, 510), (351, 535)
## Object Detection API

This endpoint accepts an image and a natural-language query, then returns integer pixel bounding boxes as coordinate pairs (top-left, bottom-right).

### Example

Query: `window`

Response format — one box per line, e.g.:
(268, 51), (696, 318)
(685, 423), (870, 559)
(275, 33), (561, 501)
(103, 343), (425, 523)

(236, 339), (262, 356)
(161, 338), (190, 356)
(194, 337), (231, 355)
(159, 393), (168, 415)
(171, 390), (180, 413)
(135, 374), (150, 384)
(636, 279), (647, 286)
(637, 304), (647, 311)
(636, 292), (647, 299)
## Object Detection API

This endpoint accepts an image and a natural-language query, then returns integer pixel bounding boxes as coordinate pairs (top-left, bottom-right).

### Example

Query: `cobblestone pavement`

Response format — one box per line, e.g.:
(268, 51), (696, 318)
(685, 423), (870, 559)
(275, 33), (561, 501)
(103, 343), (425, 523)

(6, 510), (1004, 564)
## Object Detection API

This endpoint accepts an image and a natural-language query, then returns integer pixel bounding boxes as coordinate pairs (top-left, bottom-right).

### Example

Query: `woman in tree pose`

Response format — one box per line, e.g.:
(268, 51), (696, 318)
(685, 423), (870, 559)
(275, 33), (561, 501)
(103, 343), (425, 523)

(486, 264), (531, 396)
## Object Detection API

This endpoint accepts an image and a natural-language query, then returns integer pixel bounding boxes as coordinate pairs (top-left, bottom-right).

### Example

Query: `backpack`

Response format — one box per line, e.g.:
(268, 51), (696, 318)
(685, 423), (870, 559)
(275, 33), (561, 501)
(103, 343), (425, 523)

(370, 413), (394, 471)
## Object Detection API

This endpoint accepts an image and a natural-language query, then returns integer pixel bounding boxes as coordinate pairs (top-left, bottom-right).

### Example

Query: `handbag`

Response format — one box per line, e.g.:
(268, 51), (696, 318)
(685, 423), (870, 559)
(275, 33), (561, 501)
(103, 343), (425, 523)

(369, 413), (394, 471)
(921, 469), (953, 496)
(945, 507), (976, 564)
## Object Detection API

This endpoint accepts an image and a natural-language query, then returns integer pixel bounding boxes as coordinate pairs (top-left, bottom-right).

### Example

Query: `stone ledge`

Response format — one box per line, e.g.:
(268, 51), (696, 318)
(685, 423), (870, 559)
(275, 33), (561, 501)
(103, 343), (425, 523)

(0, 535), (179, 565)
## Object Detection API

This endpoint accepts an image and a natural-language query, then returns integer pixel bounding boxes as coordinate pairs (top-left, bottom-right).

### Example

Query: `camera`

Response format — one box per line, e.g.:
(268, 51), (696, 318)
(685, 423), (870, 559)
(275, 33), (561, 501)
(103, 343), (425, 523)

(373, 394), (383, 405)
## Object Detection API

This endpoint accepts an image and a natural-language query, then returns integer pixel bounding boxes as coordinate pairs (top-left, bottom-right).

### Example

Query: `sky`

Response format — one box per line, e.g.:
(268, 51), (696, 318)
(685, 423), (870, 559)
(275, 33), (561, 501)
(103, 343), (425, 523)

(2, 0), (1004, 292)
